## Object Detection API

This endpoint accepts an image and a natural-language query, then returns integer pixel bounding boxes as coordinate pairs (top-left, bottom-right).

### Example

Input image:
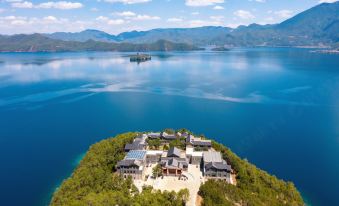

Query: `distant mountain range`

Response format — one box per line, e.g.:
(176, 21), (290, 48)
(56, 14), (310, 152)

(45, 27), (233, 45)
(43, 2), (339, 48)
(0, 2), (338, 52)
(0, 35), (201, 52)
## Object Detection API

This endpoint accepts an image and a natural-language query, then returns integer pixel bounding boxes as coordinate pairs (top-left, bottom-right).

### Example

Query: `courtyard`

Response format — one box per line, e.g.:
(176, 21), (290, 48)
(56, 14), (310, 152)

(134, 163), (204, 206)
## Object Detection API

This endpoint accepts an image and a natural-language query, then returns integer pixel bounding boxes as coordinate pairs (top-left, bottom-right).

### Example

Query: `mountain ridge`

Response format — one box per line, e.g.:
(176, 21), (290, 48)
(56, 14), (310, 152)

(0, 34), (202, 52)
(1, 2), (338, 49)
(40, 2), (339, 47)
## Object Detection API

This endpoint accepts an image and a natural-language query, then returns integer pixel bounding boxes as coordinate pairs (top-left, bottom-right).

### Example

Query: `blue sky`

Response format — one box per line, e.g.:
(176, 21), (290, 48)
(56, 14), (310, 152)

(0, 0), (337, 34)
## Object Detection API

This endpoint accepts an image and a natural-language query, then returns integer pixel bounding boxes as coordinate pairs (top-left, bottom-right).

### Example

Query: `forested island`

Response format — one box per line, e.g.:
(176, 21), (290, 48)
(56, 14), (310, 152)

(211, 47), (230, 51)
(50, 130), (304, 206)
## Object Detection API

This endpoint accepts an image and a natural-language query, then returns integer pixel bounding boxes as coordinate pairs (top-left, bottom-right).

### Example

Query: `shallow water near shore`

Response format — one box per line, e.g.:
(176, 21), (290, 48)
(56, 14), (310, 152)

(0, 48), (338, 206)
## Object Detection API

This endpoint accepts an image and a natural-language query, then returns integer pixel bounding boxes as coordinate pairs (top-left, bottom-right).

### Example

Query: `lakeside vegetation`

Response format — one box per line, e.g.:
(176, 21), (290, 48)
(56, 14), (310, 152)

(50, 132), (189, 206)
(0, 34), (202, 52)
(50, 130), (304, 206)
(198, 140), (304, 206)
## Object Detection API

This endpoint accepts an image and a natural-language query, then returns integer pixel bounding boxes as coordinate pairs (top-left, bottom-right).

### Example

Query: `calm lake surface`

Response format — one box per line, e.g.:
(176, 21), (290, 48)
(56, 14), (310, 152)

(0, 49), (338, 206)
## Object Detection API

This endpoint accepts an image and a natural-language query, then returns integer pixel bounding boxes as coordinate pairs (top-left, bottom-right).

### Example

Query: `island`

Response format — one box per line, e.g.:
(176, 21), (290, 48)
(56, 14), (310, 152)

(50, 129), (304, 206)
(311, 49), (339, 54)
(211, 46), (230, 51)
(130, 53), (152, 63)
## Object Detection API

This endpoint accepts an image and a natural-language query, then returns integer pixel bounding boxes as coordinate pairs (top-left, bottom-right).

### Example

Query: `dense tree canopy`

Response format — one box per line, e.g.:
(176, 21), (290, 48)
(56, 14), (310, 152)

(50, 132), (187, 206)
(50, 131), (304, 206)
(198, 141), (304, 206)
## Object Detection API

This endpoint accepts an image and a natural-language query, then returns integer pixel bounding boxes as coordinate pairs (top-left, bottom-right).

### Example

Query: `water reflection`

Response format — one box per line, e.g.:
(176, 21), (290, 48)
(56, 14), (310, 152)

(0, 50), (338, 109)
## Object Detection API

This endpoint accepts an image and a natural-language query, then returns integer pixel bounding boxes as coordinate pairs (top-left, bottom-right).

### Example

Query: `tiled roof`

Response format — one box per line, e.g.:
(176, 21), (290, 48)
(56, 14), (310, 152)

(192, 140), (211, 146)
(203, 151), (223, 163)
(124, 143), (144, 151)
(205, 162), (231, 171)
(161, 157), (188, 169)
(117, 159), (142, 167)
(167, 147), (181, 157)
(163, 134), (177, 140)
(148, 132), (161, 138)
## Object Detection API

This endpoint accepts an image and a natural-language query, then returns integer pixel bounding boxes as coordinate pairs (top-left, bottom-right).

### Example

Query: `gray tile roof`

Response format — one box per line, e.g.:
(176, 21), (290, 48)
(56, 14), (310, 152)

(124, 143), (144, 151)
(167, 147), (181, 158)
(161, 157), (188, 169)
(148, 132), (161, 138)
(117, 159), (142, 167)
(205, 162), (231, 171)
(124, 137), (147, 151)
(203, 151), (223, 163)
(192, 140), (212, 146)
(162, 134), (177, 140)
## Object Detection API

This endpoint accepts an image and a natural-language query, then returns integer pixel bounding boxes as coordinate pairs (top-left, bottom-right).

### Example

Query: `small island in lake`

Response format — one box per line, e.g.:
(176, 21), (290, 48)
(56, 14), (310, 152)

(130, 53), (152, 63)
(211, 46), (230, 51)
(311, 49), (339, 54)
(50, 129), (304, 206)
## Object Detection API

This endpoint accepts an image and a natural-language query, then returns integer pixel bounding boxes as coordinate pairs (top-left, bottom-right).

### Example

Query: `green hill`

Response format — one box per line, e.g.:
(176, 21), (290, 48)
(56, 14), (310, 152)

(50, 131), (304, 206)
(0, 34), (202, 52)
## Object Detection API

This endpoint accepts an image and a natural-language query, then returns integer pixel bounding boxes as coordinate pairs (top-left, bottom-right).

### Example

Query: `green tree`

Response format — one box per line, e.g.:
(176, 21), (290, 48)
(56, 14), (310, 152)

(163, 144), (169, 150)
(147, 138), (161, 149)
(164, 128), (175, 134)
(152, 164), (162, 178)
(169, 138), (185, 150)
(178, 189), (190, 204)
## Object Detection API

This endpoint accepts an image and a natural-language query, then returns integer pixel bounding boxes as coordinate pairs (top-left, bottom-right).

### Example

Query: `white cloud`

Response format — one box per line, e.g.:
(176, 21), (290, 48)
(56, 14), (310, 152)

(318, 0), (337, 3)
(213, 5), (224, 10)
(111, 11), (160, 21)
(210, 15), (224, 21)
(249, 0), (266, 3)
(11, 1), (34, 8)
(114, 11), (136, 17)
(103, 0), (151, 4)
(234, 10), (255, 19)
(112, 11), (160, 21)
(107, 19), (125, 25)
(0, 15), (67, 27)
(263, 17), (274, 22)
(4, 0), (23, 2)
(188, 19), (222, 27)
(43, 16), (58, 22)
(96, 16), (125, 25)
(274, 10), (293, 18)
(185, 0), (224, 7)
(0, 15), (95, 34)
(191, 11), (199, 15)
(95, 16), (109, 21)
(36, 1), (83, 9)
(167, 18), (183, 22)
(11, 1), (83, 10)
(133, 14), (160, 20)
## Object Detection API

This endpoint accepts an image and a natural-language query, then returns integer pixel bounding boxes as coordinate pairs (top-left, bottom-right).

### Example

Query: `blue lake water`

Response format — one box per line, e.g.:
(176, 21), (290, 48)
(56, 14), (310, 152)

(0, 49), (338, 206)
